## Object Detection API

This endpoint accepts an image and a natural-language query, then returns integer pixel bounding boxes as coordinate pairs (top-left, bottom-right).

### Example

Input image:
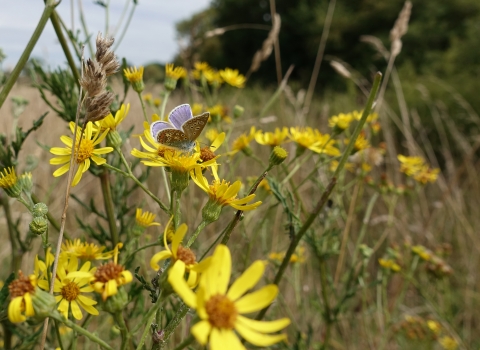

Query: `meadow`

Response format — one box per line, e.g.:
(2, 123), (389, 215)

(0, 1), (479, 350)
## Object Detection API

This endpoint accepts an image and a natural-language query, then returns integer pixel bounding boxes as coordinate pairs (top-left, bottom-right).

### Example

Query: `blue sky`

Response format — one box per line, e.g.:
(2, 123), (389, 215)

(0, 0), (211, 70)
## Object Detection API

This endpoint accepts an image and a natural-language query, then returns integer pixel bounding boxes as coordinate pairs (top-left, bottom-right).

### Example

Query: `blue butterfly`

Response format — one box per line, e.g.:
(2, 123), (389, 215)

(150, 104), (209, 152)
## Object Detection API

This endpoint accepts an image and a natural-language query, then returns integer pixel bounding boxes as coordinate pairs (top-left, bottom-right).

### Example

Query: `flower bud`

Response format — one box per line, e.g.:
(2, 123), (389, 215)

(19, 172), (33, 194)
(30, 217), (48, 235)
(102, 287), (129, 314)
(202, 200), (223, 224)
(170, 171), (189, 194)
(269, 146), (288, 166)
(233, 105), (244, 119)
(32, 289), (57, 321)
(32, 203), (48, 217)
(164, 76), (178, 92)
(107, 130), (123, 149)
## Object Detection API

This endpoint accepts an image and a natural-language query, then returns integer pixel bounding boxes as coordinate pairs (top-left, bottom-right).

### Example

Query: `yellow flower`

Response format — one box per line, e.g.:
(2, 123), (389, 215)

(192, 103), (204, 116)
(204, 69), (223, 85)
(427, 320), (441, 335)
(255, 127), (289, 147)
(353, 110), (378, 123)
(136, 208), (161, 228)
(165, 63), (187, 80)
(143, 93), (152, 102)
(413, 165), (440, 184)
(168, 244), (290, 349)
(439, 336), (458, 350)
(329, 160), (354, 173)
(61, 239), (118, 260)
(194, 62), (211, 72)
(91, 244), (132, 301)
(220, 68), (246, 88)
(8, 271), (37, 323)
(397, 155), (425, 176)
(124, 66), (144, 83)
(205, 128), (220, 143)
(52, 256), (98, 320)
(150, 218), (211, 288)
(0, 167), (22, 197)
(191, 167), (262, 211)
(412, 245), (432, 261)
(289, 127), (340, 156)
(328, 112), (354, 130)
(345, 131), (370, 152)
(230, 127), (258, 155)
(94, 103), (130, 132)
(153, 98), (162, 107)
(378, 258), (401, 272)
(49, 122), (114, 187)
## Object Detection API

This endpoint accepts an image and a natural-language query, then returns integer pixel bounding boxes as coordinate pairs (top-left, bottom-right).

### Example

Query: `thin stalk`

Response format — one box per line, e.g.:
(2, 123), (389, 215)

(114, 311), (131, 350)
(113, 0), (137, 51)
(0, 195), (22, 274)
(100, 169), (119, 247)
(54, 319), (65, 350)
(50, 10), (81, 86)
(51, 312), (113, 350)
(138, 91), (149, 123)
(159, 91), (170, 120)
(111, 0), (131, 37)
(255, 72), (382, 322)
(124, 242), (161, 263)
(39, 46), (85, 350)
(134, 295), (162, 350)
(258, 65), (294, 119)
(159, 302), (189, 349)
(0, 0), (58, 110)
(185, 220), (208, 248)
(78, 0), (94, 58)
(318, 257), (332, 350)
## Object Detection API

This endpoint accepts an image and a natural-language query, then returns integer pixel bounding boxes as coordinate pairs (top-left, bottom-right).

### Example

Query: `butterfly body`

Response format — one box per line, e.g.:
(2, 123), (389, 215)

(150, 104), (209, 152)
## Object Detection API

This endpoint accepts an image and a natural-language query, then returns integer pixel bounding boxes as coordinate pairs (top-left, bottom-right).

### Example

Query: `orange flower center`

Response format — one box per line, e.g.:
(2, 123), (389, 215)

(176, 246), (196, 265)
(94, 262), (124, 283)
(9, 271), (35, 298)
(61, 281), (80, 301)
(200, 147), (216, 162)
(74, 139), (94, 163)
(205, 294), (237, 329)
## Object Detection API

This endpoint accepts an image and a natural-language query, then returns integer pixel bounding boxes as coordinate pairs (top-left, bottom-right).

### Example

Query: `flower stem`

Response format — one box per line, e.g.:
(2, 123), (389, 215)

(51, 312), (113, 350)
(138, 91), (149, 123)
(100, 169), (119, 247)
(158, 302), (190, 349)
(159, 91), (170, 120)
(114, 311), (131, 350)
(135, 295), (163, 350)
(0, 0), (57, 110)
(185, 220), (208, 248)
(0, 194), (22, 272)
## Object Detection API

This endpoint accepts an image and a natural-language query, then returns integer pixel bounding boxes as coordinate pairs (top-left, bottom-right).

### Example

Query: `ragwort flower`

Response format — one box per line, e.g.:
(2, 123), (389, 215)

(124, 66), (144, 93)
(255, 127), (289, 147)
(168, 244), (290, 349)
(135, 208), (161, 228)
(0, 167), (22, 198)
(50, 122), (113, 187)
(94, 103), (130, 133)
(61, 239), (118, 261)
(230, 127), (258, 156)
(220, 68), (246, 88)
(8, 271), (37, 323)
(289, 127), (340, 157)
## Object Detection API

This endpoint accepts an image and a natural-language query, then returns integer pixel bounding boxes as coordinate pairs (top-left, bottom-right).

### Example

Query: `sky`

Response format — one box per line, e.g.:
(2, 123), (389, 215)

(0, 0), (211, 70)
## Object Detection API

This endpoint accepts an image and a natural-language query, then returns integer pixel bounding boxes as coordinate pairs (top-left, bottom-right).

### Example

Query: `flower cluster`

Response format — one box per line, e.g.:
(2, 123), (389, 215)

(398, 155), (440, 184)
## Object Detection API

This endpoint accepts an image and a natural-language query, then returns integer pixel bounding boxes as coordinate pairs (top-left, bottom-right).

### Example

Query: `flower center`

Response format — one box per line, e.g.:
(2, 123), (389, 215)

(200, 147), (216, 162)
(74, 140), (95, 163)
(61, 281), (80, 301)
(205, 294), (237, 329)
(9, 271), (35, 298)
(94, 262), (124, 283)
(176, 246), (196, 265)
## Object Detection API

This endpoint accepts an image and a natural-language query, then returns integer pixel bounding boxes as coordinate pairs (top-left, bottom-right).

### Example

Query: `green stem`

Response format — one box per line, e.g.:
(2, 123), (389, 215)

(0, 0), (57, 110)
(124, 242), (161, 263)
(100, 169), (119, 247)
(185, 220), (208, 248)
(159, 302), (190, 349)
(114, 311), (131, 350)
(135, 296), (163, 350)
(78, 0), (94, 58)
(1, 194), (22, 271)
(159, 91), (170, 120)
(161, 168), (171, 204)
(51, 312), (113, 350)
(113, 0), (137, 51)
(318, 257), (332, 350)
(50, 10), (81, 86)
(138, 91), (149, 123)
(54, 319), (65, 350)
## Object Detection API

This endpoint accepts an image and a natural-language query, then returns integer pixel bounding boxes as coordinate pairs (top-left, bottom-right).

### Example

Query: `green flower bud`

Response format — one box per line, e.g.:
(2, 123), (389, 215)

(131, 80), (145, 93)
(30, 216), (48, 235)
(241, 146), (253, 157)
(170, 171), (189, 194)
(32, 289), (57, 321)
(107, 130), (123, 149)
(269, 146), (288, 166)
(164, 76), (178, 92)
(102, 287), (129, 314)
(233, 105), (244, 119)
(202, 200), (223, 224)
(19, 172), (33, 194)
(32, 203), (48, 217)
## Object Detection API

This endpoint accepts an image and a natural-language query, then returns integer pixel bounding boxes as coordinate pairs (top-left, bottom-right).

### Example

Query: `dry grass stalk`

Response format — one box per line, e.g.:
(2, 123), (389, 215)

(248, 13), (281, 74)
(360, 35), (389, 59)
(390, 1), (412, 57)
(330, 60), (351, 79)
(80, 58), (106, 97)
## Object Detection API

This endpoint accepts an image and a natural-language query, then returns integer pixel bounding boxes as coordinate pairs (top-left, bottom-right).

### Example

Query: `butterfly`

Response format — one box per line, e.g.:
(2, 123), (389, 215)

(150, 104), (209, 152)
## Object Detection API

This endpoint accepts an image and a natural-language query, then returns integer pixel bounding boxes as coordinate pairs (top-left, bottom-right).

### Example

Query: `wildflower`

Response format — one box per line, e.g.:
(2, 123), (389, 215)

(49, 122), (113, 187)
(289, 127), (340, 157)
(220, 68), (246, 88)
(191, 103), (204, 116)
(397, 155), (425, 176)
(30, 216), (48, 235)
(194, 62), (210, 72)
(439, 336), (458, 350)
(329, 160), (354, 173)
(8, 271), (36, 323)
(61, 239), (117, 261)
(413, 165), (440, 184)
(204, 69), (223, 86)
(328, 112), (354, 131)
(427, 320), (441, 335)
(168, 244), (290, 348)
(165, 63), (187, 91)
(199, 132), (225, 164)
(95, 103), (130, 133)
(269, 247), (305, 264)
(150, 218), (211, 288)
(412, 245), (432, 261)
(353, 110), (378, 123)
(135, 208), (161, 228)
(19, 172), (33, 194)
(0, 167), (23, 198)
(91, 244), (132, 301)
(191, 167), (262, 223)
(345, 131), (370, 152)
(208, 104), (231, 124)
(143, 93), (152, 103)
(124, 66), (144, 93)
(230, 127), (258, 156)
(255, 127), (289, 147)
(52, 256), (98, 320)
(153, 98), (161, 107)
(269, 146), (288, 166)
(378, 258), (401, 272)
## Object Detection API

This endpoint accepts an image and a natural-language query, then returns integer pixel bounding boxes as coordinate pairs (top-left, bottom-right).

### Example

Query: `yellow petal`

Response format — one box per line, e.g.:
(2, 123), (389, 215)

(234, 320), (287, 347)
(211, 132), (225, 150)
(223, 181), (241, 199)
(222, 329), (246, 350)
(206, 245), (231, 296)
(227, 260), (265, 301)
(53, 163), (71, 177)
(121, 270), (133, 284)
(105, 279), (118, 297)
(191, 320), (212, 345)
(93, 147), (114, 155)
(186, 270), (198, 288)
(83, 158), (91, 172)
(77, 299), (99, 316)
(58, 298), (70, 319)
(77, 294), (97, 306)
(167, 261), (197, 308)
(150, 251), (172, 270)
(91, 155), (106, 165)
(50, 155), (71, 164)
(8, 296), (25, 323)
(209, 327), (224, 350)
(71, 163), (85, 187)
(60, 135), (73, 147)
(70, 300), (83, 320)
(24, 293), (34, 317)
(236, 315), (290, 333)
(234, 285), (278, 314)
(172, 224), (188, 257)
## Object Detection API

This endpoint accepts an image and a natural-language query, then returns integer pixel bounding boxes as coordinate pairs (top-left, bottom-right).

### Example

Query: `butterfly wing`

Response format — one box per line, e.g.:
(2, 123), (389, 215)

(156, 129), (195, 151)
(182, 112), (210, 141)
(168, 104), (193, 130)
(150, 121), (175, 140)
